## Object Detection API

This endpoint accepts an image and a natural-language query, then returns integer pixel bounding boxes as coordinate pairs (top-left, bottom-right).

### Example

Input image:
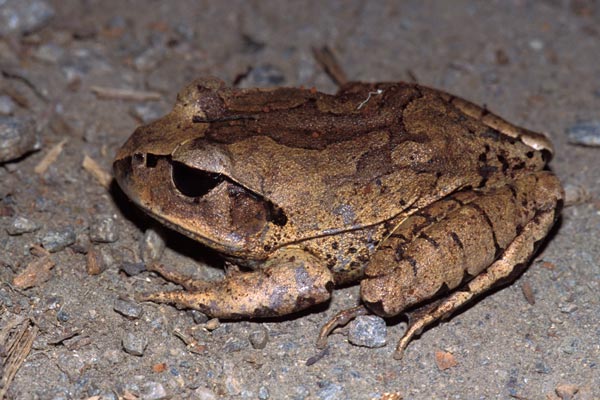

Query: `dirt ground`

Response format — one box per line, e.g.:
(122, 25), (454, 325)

(1, 1), (599, 399)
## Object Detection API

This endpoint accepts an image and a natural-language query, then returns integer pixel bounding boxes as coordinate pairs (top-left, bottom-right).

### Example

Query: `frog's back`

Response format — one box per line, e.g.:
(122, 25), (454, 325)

(198, 81), (547, 238)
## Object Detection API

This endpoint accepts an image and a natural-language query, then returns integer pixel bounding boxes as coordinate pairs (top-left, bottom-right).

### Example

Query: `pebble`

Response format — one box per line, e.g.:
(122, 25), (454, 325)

(56, 309), (69, 322)
(32, 43), (64, 64)
(193, 387), (218, 400)
(122, 332), (148, 356)
(223, 360), (242, 395)
(222, 337), (248, 353)
(348, 315), (387, 348)
(6, 216), (40, 235)
(566, 121), (600, 146)
(113, 298), (143, 319)
(316, 382), (347, 400)
(133, 46), (166, 71)
(248, 327), (269, 349)
(558, 303), (578, 313)
(140, 227), (166, 264)
(293, 385), (310, 399)
(0, 116), (40, 162)
(131, 103), (166, 124)
(239, 64), (286, 88)
(0, 95), (16, 115)
(535, 360), (552, 374)
(89, 214), (119, 243)
(34, 196), (54, 212)
(41, 226), (76, 252)
(188, 309), (209, 324)
(257, 386), (269, 399)
(529, 38), (544, 51)
(97, 392), (118, 400)
(559, 336), (579, 354)
(563, 183), (590, 206)
(205, 318), (220, 331)
(120, 261), (146, 276)
(0, 289), (13, 307)
(139, 381), (168, 400)
(0, 0), (55, 36)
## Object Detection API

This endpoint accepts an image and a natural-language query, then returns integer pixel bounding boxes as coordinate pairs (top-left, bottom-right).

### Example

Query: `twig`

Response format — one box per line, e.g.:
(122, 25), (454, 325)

(90, 86), (161, 101)
(34, 138), (67, 175)
(82, 154), (112, 189)
(1, 70), (48, 102)
(312, 46), (348, 87)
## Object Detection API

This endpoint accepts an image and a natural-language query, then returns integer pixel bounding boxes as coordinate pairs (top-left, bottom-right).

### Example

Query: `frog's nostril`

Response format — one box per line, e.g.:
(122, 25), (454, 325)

(132, 153), (159, 168)
(132, 153), (145, 167)
(171, 161), (224, 198)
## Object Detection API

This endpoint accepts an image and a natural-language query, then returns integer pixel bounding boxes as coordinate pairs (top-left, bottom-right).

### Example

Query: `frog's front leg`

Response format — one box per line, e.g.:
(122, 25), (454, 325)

(141, 248), (334, 318)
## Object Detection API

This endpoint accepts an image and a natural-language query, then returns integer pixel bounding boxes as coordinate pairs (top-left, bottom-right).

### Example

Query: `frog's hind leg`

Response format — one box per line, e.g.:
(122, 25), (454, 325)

(393, 203), (559, 359)
(140, 248), (334, 319)
(361, 171), (563, 359)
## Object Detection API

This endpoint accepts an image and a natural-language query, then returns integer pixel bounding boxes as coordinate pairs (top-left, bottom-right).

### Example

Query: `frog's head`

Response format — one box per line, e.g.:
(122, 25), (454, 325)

(114, 135), (289, 261)
(113, 81), (290, 261)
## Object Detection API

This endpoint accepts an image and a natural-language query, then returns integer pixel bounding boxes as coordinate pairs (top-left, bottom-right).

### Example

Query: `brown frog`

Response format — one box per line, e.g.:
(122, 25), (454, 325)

(113, 76), (563, 359)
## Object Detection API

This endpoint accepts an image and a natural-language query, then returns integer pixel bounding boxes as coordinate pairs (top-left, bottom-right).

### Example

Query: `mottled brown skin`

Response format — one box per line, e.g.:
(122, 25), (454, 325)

(113, 77), (563, 358)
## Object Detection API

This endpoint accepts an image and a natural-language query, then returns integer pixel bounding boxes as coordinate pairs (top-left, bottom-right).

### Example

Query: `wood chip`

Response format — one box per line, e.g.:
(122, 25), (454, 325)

(377, 393), (403, 400)
(82, 154), (112, 189)
(91, 85), (161, 101)
(434, 350), (458, 370)
(0, 318), (38, 399)
(34, 138), (67, 175)
(555, 383), (579, 399)
(86, 247), (107, 275)
(521, 281), (536, 305)
(312, 46), (348, 86)
(12, 256), (56, 289)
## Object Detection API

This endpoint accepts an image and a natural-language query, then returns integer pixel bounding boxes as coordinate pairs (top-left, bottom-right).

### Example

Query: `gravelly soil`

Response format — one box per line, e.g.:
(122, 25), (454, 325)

(0, 1), (599, 399)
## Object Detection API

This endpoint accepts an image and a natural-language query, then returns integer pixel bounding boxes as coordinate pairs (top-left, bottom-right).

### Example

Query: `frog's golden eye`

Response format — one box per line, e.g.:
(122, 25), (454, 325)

(171, 161), (225, 198)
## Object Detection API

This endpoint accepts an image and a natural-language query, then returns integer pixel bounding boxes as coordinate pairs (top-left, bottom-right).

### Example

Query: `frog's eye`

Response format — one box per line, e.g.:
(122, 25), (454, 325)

(172, 161), (225, 198)
(171, 160), (288, 228)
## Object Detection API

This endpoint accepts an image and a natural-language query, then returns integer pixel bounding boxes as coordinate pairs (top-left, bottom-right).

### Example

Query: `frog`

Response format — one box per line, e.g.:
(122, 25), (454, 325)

(113, 75), (563, 359)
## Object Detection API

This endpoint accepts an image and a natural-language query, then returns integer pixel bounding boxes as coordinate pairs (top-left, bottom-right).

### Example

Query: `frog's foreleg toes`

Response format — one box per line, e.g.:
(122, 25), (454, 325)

(146, 263), (212, 291)
(137, 289), (193, 308)
(316, 305), (369, 348)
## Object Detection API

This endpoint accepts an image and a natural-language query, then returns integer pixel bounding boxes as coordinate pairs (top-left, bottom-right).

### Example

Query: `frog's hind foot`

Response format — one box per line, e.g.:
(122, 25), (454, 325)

(316, 305), (369, 349)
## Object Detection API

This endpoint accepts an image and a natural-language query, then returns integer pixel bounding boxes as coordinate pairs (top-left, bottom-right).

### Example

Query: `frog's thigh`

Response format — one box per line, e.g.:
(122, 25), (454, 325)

(361, 171), (563, 358)
(141, 248), (334, 318)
